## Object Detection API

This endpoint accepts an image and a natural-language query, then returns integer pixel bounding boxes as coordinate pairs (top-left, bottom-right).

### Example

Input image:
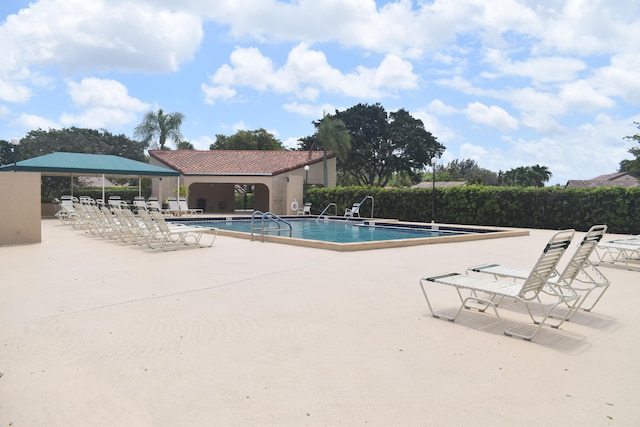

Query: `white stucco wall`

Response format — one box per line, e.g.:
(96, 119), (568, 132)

(0, 172), (42, 245)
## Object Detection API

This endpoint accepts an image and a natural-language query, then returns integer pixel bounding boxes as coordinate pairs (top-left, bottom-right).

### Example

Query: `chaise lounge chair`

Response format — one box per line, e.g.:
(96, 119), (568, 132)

(55, 195), (78, 225)
(419, 229), (577, 341)
(178, 197), (203, 214)
(594, 239), (640, 271)
(133, 196), (148, 212)
(146, 197), (163, 212)
(147, 211), (217, 250)
(468, 225), (610, 315)
(166, 197), (182, 216)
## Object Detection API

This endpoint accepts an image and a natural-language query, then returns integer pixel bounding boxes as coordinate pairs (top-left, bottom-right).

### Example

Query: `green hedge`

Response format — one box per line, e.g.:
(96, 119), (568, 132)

(308, 186), (640, 234)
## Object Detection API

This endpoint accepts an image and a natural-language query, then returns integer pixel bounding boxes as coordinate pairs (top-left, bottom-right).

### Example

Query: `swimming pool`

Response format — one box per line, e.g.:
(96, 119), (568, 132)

(170, 216), (528, 251)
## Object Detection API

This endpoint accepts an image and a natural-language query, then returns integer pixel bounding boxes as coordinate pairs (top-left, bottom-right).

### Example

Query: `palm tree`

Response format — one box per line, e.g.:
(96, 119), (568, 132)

(134, 109), (185, 150)
(312, 113), (351, 187)
(531, 164), (552, 187)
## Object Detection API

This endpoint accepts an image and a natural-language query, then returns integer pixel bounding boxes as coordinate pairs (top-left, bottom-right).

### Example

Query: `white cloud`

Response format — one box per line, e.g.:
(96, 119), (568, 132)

(283, 102), (338, 118)
(67, 78), (148, 110)
(201, 43), (419, 101)
(283, 136), (301, 149)
(0, 104), (9, 119)
(60, 108), (137, 130)
(535, 0), (640, 56)
(559, 80), (615, 112)
(590, 53), (640, 103)
(459, 143), (488, 162)
(520, 112), (565, 135)
(232, 121), (246, 131)
(12, 113), (59, 130)
(482, 49), (587, 83)
(61, 77), (149, 128)
(0, 79), (32, 103)
(412, 110), (456, 144)
(193, 0), (469, 57)
(464, 102), (518, 132)
(201, 84), (236, 105)
(446, 114), (638, 185)
(427, 99), (457, 115)
(0, 0), (203, 77)
(190, 135), (215, 150)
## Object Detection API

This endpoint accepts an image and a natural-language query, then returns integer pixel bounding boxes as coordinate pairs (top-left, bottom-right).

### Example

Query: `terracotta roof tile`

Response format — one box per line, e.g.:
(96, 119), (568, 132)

(149, 150), (332, 176)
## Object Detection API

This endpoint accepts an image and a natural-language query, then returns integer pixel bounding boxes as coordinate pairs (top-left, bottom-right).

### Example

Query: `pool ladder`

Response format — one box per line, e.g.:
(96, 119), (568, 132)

(316, 203), (338, 222)
(345, 195), (375, 221)
(250, 211), (292, 241)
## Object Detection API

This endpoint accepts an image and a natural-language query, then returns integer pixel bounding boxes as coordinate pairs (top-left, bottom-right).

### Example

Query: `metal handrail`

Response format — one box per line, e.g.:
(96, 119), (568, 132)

(316, 203), (338, 222)
(250, 210), (292, 241)
(345, 195), (374, 221)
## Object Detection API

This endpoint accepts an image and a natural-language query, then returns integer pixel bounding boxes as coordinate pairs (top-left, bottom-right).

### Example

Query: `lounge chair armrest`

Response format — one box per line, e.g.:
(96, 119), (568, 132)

(425, 272), (461, 282)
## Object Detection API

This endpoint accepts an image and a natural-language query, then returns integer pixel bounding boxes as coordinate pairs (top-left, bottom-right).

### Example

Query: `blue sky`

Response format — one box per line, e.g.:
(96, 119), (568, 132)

(1, 0), (639, 185)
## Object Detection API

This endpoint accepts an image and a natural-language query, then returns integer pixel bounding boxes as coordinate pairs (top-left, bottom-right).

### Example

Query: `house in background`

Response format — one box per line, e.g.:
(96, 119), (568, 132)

(149, 150), (335, 216)
(565, 172), (639, 188)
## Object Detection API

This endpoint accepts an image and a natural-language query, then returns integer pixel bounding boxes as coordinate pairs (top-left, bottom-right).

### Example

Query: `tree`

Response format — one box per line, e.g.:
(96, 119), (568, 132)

(438, 159), (498, 185)
(134, 108), (185, 150)
(331, 103), (444, 187)
(0, 139), (15, 166)
(309, 113), (351, 187)
(498, 164), (552, 187)
(177, 140), (195, 150)
(620, 122), (640, 177)
(531, 164), (552, 186)
(210, 129), (284, 150)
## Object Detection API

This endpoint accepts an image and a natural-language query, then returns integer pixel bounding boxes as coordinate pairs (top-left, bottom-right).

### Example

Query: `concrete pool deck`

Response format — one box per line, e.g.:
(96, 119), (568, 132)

(1, 219), (639, 425)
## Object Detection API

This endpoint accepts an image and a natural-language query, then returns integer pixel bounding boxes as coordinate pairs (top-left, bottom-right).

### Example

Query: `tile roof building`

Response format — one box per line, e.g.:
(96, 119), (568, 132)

(149, 150), (335, 215)
(565, 172), (639, 188)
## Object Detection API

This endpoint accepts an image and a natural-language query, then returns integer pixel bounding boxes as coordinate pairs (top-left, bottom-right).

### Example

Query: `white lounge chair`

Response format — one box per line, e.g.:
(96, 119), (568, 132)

(178, 197), (203, 214)
(419, 229), (577, 341)
(468, 225), (610, 316)
(297, 202), (312, 215)
(55, 195), (78, 225)
(110, 208), (148, 245)
(148, 211), (217, 250)
(133, 196), (148, 212)
(146, 197), (163, 212)
(344, 203), (360, 217)
(108, 196), (123, 210)
(594, 239), (640, 271)
(166, 197), (182, 216)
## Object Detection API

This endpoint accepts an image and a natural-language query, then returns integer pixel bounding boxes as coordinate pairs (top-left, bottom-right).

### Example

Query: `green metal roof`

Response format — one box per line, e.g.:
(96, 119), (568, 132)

(0, 152), (179, 177)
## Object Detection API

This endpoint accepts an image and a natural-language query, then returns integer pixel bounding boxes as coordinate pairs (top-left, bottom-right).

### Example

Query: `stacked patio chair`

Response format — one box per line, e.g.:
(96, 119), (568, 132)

(55, 195), (78, 225)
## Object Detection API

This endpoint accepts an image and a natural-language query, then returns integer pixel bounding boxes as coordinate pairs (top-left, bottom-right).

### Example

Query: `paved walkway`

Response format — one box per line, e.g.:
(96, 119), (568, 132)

(1, 219), (639, 425)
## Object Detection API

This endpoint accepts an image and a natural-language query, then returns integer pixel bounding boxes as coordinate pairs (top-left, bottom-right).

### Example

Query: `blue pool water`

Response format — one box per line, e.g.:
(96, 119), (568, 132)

(172, 218), (481, 244)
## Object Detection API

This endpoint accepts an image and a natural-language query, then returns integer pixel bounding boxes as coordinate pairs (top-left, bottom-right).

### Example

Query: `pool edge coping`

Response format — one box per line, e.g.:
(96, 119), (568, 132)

(202, 219), (530, 252)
